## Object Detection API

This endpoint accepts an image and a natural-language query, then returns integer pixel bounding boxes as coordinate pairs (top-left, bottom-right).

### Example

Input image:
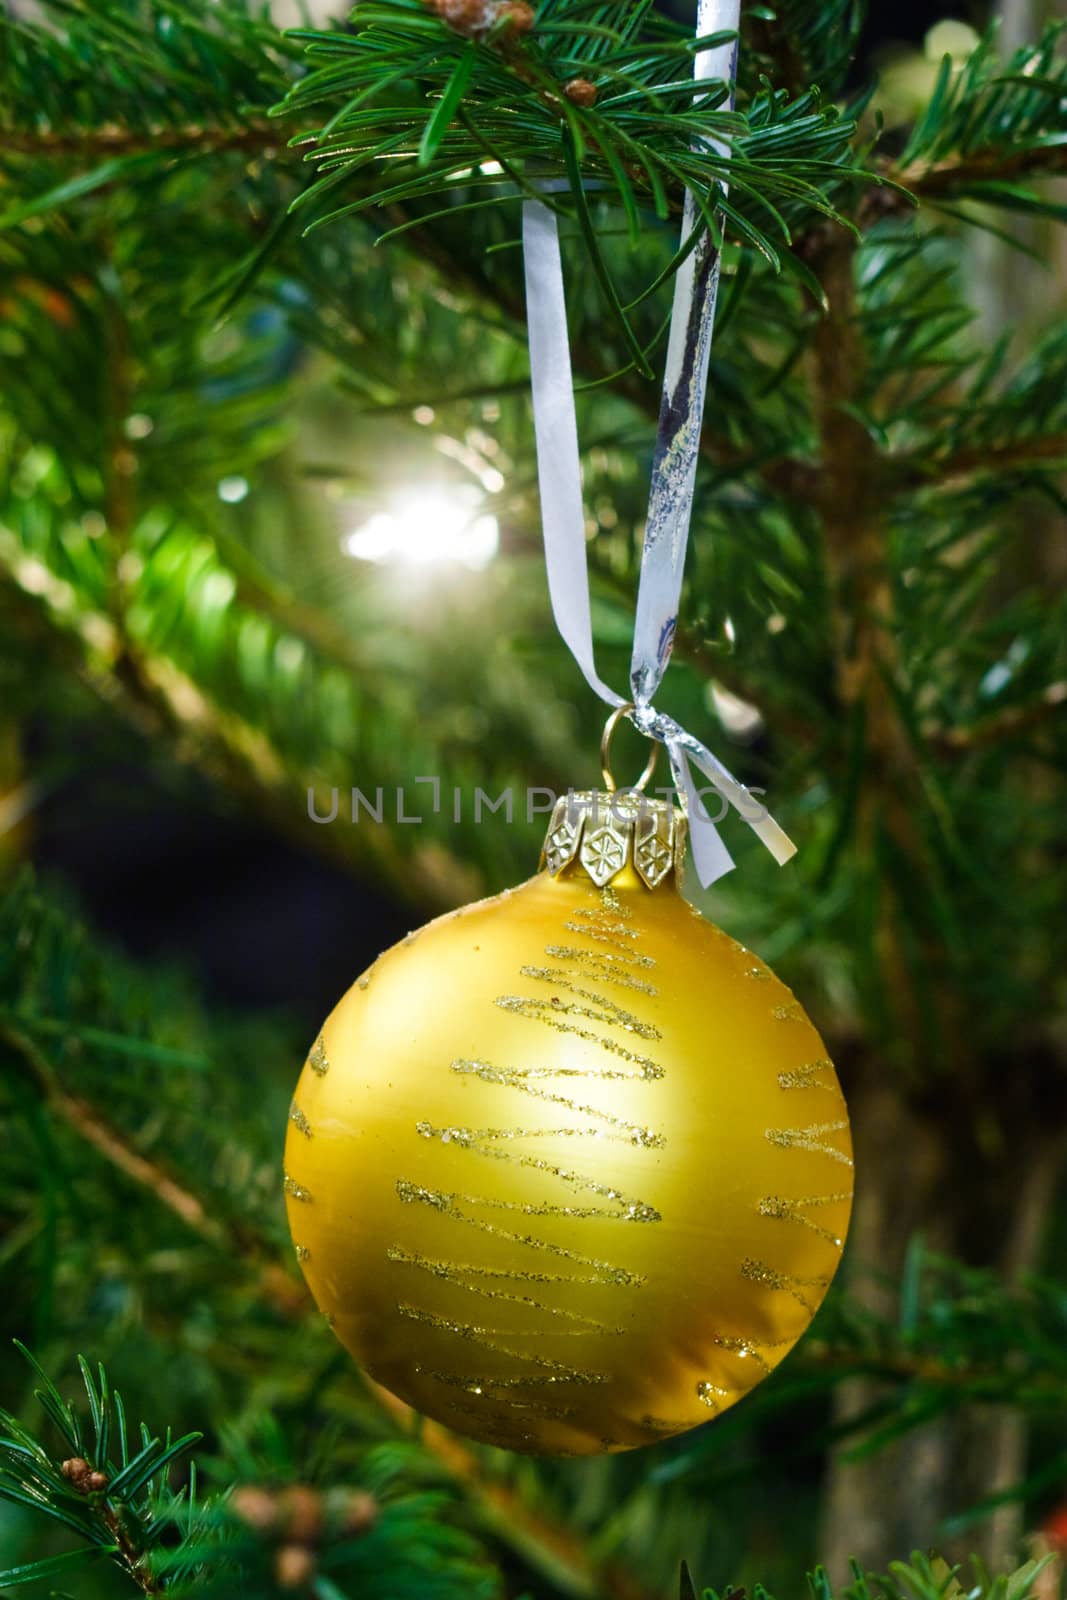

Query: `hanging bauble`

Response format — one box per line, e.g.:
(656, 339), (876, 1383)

(284, 742), (852, 1456)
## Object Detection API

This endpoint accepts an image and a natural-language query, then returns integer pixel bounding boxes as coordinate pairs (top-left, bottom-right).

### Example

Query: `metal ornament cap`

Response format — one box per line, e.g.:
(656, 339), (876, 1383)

(541, 791), (687, 890)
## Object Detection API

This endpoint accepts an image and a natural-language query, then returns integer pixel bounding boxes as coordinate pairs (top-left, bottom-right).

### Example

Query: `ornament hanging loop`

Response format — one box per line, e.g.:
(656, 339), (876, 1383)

(600, 703), (660, 794)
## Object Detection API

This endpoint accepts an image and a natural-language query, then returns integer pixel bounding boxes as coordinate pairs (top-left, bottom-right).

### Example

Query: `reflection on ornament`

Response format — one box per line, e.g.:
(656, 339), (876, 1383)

(284, 792), (853, 1456)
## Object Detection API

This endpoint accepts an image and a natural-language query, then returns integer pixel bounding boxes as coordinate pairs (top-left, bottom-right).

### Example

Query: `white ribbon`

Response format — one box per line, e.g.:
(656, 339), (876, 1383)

(523, 0), (796, 885)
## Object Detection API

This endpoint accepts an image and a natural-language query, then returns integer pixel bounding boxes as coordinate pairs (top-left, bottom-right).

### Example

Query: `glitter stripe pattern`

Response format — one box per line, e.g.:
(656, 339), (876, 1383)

(757, 1192), (850, 1247)
(397, 1304), (611, 1382)
(390, 886), (664, 1403)
(389, 1247), (623, 1332)
(777, 1059), (837, 1092)
(288, 1103), (312, 1137)
(395, 1181), (646, 1285)
(764, 1120), (853, 1167)
(451, 1058), (664, 1147)
(740, 1257), (832, 1313)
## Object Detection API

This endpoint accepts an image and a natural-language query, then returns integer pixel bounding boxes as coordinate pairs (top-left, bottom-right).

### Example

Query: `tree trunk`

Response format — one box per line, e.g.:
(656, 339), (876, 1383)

(819, 1073), (954, 1577)
(819, 1066), (1065, 1580)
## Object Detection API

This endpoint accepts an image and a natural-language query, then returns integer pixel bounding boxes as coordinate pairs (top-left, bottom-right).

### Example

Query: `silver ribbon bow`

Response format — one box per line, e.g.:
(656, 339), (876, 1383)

(522, 0), (796, 885)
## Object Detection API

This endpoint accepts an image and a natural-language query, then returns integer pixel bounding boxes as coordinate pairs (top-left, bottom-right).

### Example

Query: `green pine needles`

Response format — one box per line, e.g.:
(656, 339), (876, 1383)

(0, 1344), (202, 1594)
(0, 1343), (499, 1598)
(279, 0), (860, 270)
(0, 1340), (1057, 1595)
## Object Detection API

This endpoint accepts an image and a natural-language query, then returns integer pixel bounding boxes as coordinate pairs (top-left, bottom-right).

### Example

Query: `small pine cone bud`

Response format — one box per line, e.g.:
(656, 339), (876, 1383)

(85, 1471), (108, 1493)
(275, 1543), (316, 1591)
(497, 1), (534, 30)
(432, 0), (534, 35)
(278, 1486), (323, 1546)
(564, 77), (597, 107)
(61, 1458), (92, 1489)
(338, 1489), (379, 1535)
(230, 1485), (278, 1533)
(432, 0), (486, 32)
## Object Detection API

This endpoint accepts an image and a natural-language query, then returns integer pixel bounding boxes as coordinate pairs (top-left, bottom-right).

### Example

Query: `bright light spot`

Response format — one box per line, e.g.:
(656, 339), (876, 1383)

(710, 682), (764, 741)
(724, 615), (736, 645)
(413, 405), (436, 426)
(343, 494), (499, 571)
(16, 557), (51, 596)
(218, 475), (249, 504)
(924, 19), (979, 61)
(124, 413), (154, 440)
(117, 551), (143, 586)
(275, 636), (305, 673)
(980, 638), (1029, 699)
(482, 467), (505, 494)
(202, 570), (236, 610)
(81, 614), (114, 652)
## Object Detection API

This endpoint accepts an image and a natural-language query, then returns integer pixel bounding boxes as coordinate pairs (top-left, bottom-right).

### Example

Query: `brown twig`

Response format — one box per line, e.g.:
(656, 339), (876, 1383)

(1, 1021), (229, 1248)
(58, 1092), (230, 1243)
(2, 120), (285, 161)
(800, 1342), (1067, 1394)
(104, 1497), (164, 1596)
(902, 140), (1067, 200)
(0, 1018), (310, 1322)
(0, 549), (471, 910)
(851, 141), (1067, 232)
(927, 681), (1067, 755)
(891, 430), (1067, 493)
(63, 1457), (163, 1595)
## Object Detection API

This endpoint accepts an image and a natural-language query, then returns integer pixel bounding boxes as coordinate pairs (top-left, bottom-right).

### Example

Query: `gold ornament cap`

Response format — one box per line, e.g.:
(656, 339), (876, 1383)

(540, 790), (687, 889)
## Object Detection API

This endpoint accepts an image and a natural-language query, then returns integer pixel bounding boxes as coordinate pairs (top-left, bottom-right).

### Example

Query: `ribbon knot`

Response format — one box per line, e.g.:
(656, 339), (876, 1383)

(627, 702), (795, 884)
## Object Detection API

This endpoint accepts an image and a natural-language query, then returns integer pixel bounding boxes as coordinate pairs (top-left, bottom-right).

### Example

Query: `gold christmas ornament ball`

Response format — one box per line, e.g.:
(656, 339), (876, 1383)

(284, 793), (852, 1456)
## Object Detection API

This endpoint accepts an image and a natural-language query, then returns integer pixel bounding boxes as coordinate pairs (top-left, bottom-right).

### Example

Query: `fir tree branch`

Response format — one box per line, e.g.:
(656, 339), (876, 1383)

(0, 1344), (496, 1600)
(871, 21), (1067, 226)
(280, 0), (860, 261)
(1, 120), (283, 160)
(800, 1341), (1067, 1397)
(894, 429), (1067, 491)
(903, 140), (1067, 200)
(0, 557), (469, 911)
(1, 1020), (230, 1251)
(0, 1017), (310, 1325)
(927, 680), (1067, 755)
